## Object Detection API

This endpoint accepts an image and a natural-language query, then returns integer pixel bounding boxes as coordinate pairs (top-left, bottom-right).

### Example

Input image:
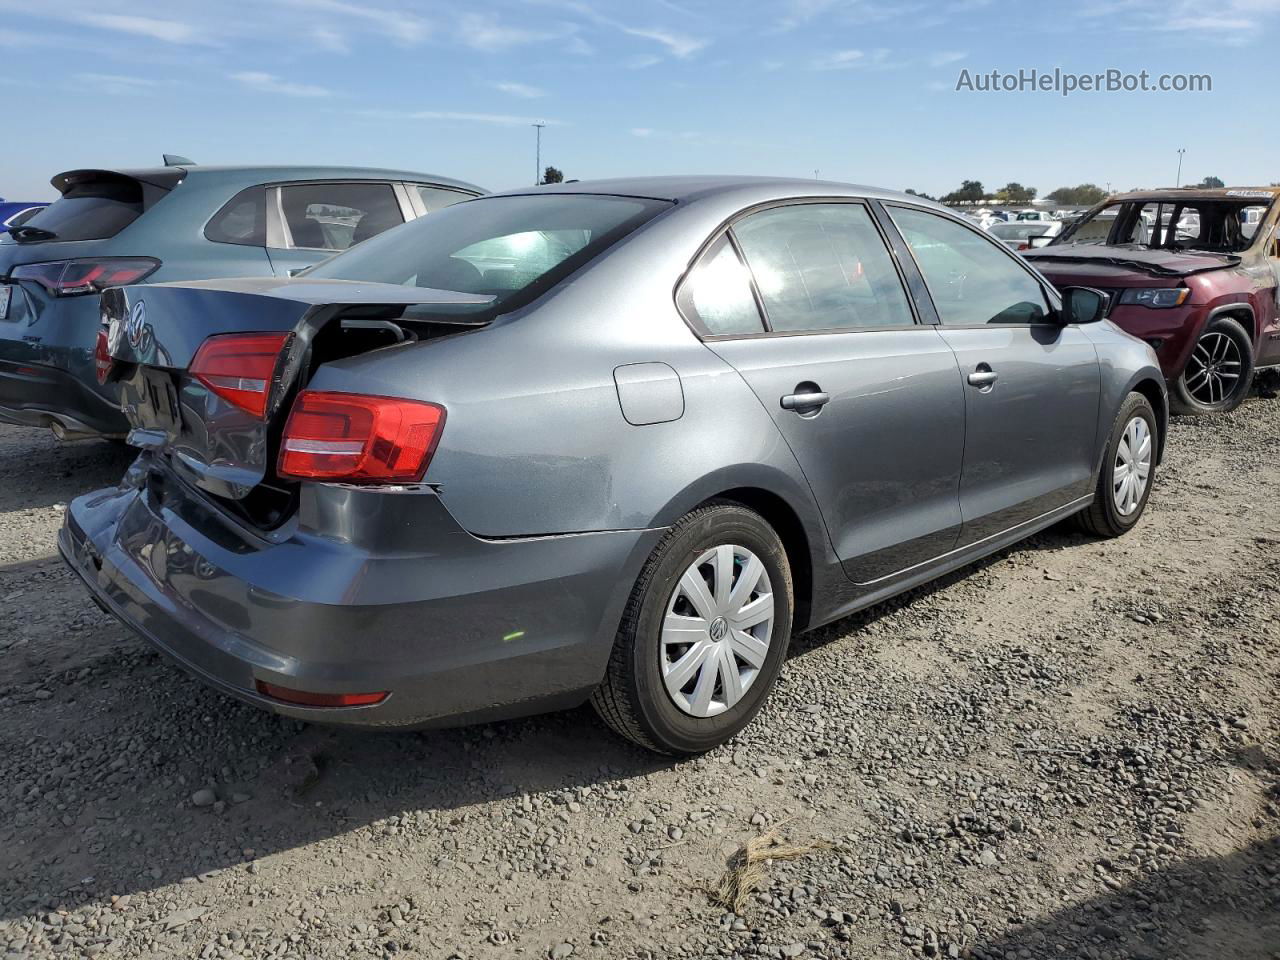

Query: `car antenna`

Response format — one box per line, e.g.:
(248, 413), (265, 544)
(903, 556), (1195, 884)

(162, 154), (196, 166)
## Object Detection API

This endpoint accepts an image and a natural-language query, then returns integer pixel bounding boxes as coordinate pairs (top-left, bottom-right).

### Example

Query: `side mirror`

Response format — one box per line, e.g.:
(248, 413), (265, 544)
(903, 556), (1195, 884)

(1028, 235), (1055, 249)
(1060, 286), (1107, 325)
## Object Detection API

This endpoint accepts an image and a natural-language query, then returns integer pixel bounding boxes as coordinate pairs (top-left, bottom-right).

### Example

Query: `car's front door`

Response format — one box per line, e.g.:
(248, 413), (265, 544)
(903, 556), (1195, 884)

(681, 201), (966, 585)
(1259, 223), (1280, 365)
(264, 181), (410, 276)
(884, 203), (1101, 544)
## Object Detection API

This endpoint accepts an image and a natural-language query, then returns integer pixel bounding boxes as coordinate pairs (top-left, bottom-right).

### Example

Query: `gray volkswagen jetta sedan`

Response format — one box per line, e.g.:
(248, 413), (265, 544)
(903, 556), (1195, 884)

(61, 177), (1166, 754)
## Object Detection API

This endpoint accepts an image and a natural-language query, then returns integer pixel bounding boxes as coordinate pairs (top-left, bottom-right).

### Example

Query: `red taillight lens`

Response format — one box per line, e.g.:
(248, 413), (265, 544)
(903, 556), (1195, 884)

(94, 329), (113, 384)
(255, 680), (387, 708)
(190, 333), (291, 418)
(278, 391), (445, 483)
(10, 258), (160, 296)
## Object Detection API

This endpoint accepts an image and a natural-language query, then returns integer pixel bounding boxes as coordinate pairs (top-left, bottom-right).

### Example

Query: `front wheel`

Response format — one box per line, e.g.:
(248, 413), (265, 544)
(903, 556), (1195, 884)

(1171, 316), (1254, 415)
(591, 503), (793, 755)
(1076, 392), (1158, 538)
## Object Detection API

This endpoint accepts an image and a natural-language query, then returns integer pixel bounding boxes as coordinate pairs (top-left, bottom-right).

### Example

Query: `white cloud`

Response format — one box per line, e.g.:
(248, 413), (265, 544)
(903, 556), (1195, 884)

(812, 49), (864, 69)
(929, 50), (966, 67)
(72, 72), (155, 94)
(457, 13), (562, 51)
(621, 25), (707, 57)
(631, 127), (654, 137)
(494, 81), (546, 98)
(232, 71), (331, 97)
(80, 13), (204, 44)
(365, 109), (564, 127)
(279, 0), (430, 45)
(308, 25), (349, 53)
(626, 54), (662, 69)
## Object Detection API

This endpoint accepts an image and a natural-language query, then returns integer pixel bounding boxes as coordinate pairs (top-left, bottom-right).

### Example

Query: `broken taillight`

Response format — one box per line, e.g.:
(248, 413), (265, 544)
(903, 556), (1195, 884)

(189, 332), (291, 418)
(94, 329), (113, 384)
(277, 390), (445, 483)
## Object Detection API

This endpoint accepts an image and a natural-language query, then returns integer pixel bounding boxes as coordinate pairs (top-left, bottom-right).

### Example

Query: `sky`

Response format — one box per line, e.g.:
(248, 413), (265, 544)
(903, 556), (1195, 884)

(1, 0), (1278, 201)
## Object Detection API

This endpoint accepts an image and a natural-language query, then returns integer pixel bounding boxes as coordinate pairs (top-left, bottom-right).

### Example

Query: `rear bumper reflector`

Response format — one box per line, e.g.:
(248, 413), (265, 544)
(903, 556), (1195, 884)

(254, 680), (388, 708)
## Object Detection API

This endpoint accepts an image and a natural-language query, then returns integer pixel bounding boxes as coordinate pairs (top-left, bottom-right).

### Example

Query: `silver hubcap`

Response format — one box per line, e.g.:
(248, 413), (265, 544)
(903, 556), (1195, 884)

(1184, 331), (1242, 405)
(1112, 416), (1152, 517)
(660, 544), (774, 718)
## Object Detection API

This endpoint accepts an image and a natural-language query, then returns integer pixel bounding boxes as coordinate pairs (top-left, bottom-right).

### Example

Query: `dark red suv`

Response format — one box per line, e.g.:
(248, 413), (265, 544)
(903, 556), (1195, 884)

(1025, 187), (1280, 414)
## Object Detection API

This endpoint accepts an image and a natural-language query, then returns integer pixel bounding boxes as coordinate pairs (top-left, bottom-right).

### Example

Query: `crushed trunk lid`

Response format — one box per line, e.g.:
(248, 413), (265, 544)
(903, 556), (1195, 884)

(102, 278), (493, 504)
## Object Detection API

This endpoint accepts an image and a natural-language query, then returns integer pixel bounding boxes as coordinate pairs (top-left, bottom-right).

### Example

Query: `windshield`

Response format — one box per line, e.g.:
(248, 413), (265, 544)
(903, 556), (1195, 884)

(308, 193), (671, 319)
(1055, 198), (1272, 253)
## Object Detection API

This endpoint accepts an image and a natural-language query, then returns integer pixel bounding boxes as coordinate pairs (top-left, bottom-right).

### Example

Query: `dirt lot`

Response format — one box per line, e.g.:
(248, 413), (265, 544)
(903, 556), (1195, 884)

(1, 397), (1278, 960)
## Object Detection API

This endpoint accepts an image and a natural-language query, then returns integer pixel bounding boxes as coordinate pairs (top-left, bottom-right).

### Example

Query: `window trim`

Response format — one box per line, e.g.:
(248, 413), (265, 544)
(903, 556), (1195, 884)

(406, 182), (481, 218)
(879, 200), (1065, 330)
(674, 196), (931, 341)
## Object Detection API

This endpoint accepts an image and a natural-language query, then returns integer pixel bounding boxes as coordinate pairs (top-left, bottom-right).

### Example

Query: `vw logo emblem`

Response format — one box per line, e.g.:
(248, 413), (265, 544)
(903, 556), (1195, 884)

(709, 616), (729, 641)
(125, 300), (147, 349)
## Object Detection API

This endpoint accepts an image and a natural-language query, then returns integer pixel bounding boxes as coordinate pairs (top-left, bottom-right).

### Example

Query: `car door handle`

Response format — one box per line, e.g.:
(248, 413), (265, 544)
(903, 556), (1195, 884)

(780, 391), (831, 411)
(967, 368), (998, 388)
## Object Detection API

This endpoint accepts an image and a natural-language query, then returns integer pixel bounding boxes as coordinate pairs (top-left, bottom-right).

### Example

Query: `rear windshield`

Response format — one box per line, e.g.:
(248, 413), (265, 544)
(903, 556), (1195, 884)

(15, 177), (149, 242)
(306, 193), (671, 319)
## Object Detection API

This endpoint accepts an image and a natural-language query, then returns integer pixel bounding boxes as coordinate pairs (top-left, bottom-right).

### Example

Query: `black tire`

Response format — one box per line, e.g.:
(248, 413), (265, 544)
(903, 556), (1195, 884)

(591, 502), (793, 755)
(1076, 392), (1158, 538)
(1171, 316), (1255, 415)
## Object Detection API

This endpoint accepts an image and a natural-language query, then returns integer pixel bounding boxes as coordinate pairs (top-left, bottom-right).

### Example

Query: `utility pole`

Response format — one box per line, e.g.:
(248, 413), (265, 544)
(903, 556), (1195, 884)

(1176, 148), (1186, 187)
(532, 122), (546, 185)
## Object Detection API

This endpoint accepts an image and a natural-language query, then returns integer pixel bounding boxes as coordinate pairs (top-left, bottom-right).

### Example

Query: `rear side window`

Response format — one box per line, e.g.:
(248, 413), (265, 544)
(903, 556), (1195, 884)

(891, 206), (1050, 325)
(679, 236), (765, 336)
(414, 185), (473, 212)
(18, 178), (143, 241)
(205, 186), (267, 246)
(307, 193), (670, 322)
(279, 182), (403, 251)
(732, 203), (915, 332)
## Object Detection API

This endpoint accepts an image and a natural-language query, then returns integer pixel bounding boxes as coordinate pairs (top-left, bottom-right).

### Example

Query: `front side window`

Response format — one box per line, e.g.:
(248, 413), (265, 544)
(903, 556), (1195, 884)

(891, 206), (1050, 325)
(279, 182), (403, 251)
(307, 193), (670, 321)
(730, 203), (915, 332)
(680, 236), (764, 336)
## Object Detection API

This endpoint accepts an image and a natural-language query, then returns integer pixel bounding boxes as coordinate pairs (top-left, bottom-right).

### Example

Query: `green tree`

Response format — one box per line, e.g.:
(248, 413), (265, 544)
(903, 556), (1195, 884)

(940, 180), (987, 203)
(541, 166), (564, 185)
(1197, 175), (1225, 189)
(904, 188), (936, 201)
(995, 182), (1037, 204)
(1046, 184), (1108, 206)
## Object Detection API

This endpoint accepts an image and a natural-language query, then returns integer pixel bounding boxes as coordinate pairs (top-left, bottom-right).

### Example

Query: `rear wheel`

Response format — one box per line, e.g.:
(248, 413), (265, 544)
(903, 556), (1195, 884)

(1076, 392), (1157, 538)
(591, 503), (793, 755)
(1172, 316), (1254, 415)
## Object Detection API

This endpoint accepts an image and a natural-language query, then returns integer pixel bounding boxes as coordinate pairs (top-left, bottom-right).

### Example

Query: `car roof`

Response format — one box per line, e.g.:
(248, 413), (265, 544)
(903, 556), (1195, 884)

(50, 165), (485, 195)
(487, 175), (950, 210)
(1107, 186), (1280, 203)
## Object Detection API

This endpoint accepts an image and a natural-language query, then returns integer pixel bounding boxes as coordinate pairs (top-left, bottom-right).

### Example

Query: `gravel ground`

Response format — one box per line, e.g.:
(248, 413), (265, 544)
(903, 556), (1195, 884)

(1, 395), (1278, 960)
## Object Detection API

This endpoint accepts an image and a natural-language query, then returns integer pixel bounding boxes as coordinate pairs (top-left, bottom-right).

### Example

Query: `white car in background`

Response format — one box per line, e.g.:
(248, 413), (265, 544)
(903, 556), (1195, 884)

(988, 219), (1064, 251)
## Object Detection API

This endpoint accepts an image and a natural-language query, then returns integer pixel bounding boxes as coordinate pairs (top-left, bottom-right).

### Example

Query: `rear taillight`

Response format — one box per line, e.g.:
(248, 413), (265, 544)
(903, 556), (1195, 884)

(94, 329), (113, 384)
(278, 390), (445, 483)
(190, 332), (291, 418)
(9, 257), (160, 296)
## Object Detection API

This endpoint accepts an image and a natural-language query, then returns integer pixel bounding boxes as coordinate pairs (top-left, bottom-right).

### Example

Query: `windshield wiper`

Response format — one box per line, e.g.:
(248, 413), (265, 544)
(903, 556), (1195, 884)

(9, 225), (58, 243)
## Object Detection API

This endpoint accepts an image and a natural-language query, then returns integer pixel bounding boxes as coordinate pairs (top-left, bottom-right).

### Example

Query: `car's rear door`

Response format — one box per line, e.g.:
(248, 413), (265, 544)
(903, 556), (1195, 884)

(264, 180), (411, 276)
(882, 202), (1100, 544)
(684, 200), (966, 585)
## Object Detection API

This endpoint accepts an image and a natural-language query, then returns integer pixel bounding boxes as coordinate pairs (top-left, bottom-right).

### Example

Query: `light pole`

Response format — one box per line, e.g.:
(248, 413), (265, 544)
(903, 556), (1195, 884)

(532, 122), (546, 186)
(1176, 148), (1186, 187)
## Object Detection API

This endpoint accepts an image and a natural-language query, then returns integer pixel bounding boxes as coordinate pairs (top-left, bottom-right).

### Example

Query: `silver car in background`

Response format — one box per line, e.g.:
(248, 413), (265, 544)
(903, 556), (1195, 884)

(62, 177), (1166, 755)
(989, 219), (1064, 251)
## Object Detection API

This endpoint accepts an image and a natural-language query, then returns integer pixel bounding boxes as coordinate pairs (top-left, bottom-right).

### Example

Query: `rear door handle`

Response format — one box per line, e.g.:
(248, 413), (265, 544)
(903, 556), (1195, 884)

(780, 391), (831, 411)
(967, 367), (998, 388)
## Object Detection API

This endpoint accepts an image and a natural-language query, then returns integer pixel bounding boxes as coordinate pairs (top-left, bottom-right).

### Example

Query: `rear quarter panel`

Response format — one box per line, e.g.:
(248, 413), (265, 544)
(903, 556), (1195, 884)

(300, 207), (830, 546)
